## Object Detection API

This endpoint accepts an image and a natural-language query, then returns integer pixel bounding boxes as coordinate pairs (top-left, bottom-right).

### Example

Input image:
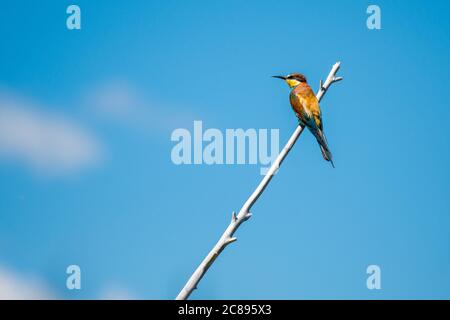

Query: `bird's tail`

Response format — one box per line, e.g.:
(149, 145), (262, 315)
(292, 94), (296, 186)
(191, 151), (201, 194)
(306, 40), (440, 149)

(315, 129), (335, 168)
(320, 145), (335, 168)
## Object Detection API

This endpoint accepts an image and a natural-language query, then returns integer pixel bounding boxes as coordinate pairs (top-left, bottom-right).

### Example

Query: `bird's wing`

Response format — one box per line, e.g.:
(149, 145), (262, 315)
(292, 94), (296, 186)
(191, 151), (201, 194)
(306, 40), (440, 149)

(294, 85), (323, 130)
(306, 92), (323, 130)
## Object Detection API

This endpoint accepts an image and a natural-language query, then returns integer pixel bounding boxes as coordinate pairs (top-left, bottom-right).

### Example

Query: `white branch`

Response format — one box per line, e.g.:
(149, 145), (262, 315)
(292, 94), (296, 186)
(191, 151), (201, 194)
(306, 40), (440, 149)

(176, 62), (343, 300)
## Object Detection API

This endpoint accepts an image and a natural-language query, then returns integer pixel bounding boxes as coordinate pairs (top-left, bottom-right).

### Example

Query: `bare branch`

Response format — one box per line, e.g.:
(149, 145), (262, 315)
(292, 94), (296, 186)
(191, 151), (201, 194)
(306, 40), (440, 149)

(176, 62), (343, 300)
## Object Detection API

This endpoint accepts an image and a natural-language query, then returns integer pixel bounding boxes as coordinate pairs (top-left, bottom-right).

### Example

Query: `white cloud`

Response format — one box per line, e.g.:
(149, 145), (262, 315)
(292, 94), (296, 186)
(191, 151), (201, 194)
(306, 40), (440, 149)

(0, 265), (138, 300)
(99, 285), (136, 300)
(84, 80), (197, 132)
(86, 81), (140, 120)
(0, 90), (102, 175)
(0, 266), (54, 300)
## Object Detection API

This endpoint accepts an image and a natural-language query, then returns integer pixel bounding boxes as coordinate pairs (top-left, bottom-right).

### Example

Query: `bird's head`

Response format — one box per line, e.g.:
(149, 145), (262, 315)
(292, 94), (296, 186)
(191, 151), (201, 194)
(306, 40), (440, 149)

(272, 73), (307, 88)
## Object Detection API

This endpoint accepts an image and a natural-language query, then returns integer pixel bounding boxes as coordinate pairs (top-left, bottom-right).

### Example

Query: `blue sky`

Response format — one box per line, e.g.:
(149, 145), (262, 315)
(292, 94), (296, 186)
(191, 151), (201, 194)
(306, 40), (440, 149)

(0, 0), (449, 299)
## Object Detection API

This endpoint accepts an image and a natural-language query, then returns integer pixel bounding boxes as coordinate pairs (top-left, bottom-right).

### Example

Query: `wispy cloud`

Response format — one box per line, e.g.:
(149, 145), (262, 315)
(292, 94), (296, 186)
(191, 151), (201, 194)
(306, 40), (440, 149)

(0, 265), (138, 300)
(84, 79), (197, 133)
(0, 266), (54, 300)
(85, 81), (141, 121)
(0, 90), (102, 175)
(99, 285), (136, 300)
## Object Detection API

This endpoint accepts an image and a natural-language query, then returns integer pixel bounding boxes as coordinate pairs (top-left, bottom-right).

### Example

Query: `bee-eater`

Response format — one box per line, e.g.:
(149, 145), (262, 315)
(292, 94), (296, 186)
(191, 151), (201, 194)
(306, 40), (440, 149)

(273, 73), (334, 167)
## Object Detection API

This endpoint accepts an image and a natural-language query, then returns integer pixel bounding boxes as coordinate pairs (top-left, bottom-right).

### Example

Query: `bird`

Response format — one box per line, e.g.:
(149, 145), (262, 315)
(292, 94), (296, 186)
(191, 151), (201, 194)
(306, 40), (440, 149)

(273, 73), (335, 167)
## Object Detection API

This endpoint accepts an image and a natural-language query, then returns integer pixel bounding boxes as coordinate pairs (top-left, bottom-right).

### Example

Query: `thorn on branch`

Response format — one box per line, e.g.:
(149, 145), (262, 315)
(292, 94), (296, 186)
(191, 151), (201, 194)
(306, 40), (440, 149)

(244, 213), (253, 221)
(319, 79), (325, 91)
(333, 76), (343, 83)
(231, 211), (237, 222)
(225, 237), (237, 245)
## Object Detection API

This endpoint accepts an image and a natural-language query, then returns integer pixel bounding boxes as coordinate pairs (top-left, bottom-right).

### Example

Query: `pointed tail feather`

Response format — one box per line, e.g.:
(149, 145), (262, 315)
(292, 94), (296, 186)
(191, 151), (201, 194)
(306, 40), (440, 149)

(320, 145), (335, 168)
(315, 129), (335, 168)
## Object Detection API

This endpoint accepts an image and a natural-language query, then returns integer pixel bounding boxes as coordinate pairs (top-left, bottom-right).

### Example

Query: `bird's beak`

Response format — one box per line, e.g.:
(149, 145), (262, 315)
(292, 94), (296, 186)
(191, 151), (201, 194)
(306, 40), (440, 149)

(272, 75), (286, 80)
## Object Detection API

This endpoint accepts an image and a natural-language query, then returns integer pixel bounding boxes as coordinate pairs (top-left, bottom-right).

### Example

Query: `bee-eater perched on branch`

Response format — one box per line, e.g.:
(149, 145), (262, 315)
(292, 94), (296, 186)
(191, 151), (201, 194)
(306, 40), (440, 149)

(273, 73), (335, 167)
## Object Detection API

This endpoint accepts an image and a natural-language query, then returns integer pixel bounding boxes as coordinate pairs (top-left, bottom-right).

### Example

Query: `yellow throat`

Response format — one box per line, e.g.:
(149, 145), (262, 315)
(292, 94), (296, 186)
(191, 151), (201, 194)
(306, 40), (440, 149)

(286, 79), (301, 88)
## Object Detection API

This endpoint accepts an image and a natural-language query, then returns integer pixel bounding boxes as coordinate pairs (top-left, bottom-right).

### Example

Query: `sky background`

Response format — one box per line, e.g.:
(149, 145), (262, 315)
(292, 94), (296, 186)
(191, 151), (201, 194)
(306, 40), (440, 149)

(0, 0), (449, 299)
